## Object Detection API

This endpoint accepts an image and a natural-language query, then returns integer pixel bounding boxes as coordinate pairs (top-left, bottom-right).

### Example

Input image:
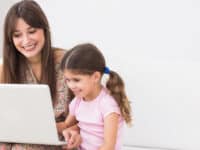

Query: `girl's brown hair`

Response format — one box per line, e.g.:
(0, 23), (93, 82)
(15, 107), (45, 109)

(2, 0), (56, 100)
(61, 43), (132, 125)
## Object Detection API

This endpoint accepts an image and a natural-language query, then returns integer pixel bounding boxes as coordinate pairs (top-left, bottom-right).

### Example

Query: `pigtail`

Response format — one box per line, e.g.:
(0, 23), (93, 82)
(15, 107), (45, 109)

(106, 70), (132, 125)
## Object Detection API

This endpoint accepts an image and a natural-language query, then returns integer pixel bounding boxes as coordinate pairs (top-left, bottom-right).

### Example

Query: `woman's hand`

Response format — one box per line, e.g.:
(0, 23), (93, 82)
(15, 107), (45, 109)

(62, 127), (82, 149)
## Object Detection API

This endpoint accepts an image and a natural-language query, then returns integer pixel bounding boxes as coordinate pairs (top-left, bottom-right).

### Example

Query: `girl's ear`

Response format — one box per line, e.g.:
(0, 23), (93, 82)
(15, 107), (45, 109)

(92, 71), (101, 83)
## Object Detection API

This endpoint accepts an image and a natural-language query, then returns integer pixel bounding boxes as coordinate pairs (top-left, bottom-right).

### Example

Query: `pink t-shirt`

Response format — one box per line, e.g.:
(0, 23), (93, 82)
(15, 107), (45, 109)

(69, 87), (124, 150)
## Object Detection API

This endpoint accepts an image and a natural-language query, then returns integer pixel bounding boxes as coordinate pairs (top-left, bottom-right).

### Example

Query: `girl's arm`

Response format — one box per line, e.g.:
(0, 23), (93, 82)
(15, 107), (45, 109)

(99, 112), (119, 150)
(65, 123), (80, 131)
(56, 114), (78, 134)
(62, 124), (82, 149)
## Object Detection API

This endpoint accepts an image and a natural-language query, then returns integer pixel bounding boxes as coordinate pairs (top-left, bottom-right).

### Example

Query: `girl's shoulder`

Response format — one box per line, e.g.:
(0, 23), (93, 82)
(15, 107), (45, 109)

(99, 88), (121, 117)
(99, 88), (116, 105)
(69, 97), (82, 111)
(53, 47), (68, 64)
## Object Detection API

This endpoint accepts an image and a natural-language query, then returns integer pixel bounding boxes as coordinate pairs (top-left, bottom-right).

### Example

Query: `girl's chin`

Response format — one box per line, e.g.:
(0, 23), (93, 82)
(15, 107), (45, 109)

(75, 94), (83, 99)
(75, 94), (82, 98)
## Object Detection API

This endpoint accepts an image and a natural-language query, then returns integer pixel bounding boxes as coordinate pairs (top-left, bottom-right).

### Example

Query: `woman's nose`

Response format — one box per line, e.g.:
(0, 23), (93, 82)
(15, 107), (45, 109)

(22, 34), (30, 45)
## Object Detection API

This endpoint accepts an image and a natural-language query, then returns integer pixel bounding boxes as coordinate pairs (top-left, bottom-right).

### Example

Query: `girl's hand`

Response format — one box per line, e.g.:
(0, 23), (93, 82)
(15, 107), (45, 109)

(62, 128), (82, 149)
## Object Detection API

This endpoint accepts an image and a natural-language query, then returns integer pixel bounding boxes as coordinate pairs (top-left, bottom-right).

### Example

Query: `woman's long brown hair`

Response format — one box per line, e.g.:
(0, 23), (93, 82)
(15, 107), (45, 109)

(2, 0), (56, 100)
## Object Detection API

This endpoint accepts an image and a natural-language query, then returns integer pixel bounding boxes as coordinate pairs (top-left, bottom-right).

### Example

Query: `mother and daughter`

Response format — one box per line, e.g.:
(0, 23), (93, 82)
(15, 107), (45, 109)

(0, 0), (132, 150)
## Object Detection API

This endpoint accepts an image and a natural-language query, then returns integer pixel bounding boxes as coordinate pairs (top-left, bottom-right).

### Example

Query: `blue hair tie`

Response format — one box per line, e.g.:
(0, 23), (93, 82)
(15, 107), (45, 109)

(104, 66), (110, 74)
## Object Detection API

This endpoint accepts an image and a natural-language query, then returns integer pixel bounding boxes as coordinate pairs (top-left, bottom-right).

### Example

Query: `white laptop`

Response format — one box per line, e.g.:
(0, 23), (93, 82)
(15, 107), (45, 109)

(0, 84), (67, 145)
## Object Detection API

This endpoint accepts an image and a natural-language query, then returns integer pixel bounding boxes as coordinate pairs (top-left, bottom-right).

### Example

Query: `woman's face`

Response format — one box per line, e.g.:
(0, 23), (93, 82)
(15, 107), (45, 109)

(12, 18), (45, 61)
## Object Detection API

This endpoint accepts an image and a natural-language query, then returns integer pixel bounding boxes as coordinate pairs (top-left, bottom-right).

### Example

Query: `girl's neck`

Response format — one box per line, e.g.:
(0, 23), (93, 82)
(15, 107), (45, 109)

(84, 84), (102, 101)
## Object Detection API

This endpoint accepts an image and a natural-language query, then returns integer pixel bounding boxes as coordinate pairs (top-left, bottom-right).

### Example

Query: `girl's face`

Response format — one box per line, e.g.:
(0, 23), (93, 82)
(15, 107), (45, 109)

(12, 18), (45, 62)
(64, 70), (101, 101)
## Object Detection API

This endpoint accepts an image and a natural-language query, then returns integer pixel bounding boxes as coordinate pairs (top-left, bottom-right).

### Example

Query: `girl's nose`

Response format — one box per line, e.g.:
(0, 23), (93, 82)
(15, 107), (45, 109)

(67, 81), (76, 89)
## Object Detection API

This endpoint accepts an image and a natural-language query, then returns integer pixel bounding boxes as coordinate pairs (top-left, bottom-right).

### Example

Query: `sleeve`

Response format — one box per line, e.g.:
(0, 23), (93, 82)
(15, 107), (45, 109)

(69, 97), (80, 116)
(100, 94), (121, 118)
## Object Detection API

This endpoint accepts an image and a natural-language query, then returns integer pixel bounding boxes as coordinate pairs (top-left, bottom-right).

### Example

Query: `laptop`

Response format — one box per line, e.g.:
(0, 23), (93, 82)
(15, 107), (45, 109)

(0, 84), (67, 145)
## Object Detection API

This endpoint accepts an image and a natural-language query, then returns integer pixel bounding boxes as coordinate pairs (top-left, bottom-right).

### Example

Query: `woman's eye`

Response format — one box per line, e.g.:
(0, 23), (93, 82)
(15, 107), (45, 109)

(29, 29), (36, 34)
(13, 33), (21, 38)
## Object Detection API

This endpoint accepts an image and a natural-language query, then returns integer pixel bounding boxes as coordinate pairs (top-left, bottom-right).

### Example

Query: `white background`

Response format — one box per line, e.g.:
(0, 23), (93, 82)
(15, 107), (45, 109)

(1, 0), (200, 149)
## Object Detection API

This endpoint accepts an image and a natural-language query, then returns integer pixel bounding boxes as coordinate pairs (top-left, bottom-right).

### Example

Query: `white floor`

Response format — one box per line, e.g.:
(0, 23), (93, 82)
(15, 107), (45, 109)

(122, 146), (171, 150)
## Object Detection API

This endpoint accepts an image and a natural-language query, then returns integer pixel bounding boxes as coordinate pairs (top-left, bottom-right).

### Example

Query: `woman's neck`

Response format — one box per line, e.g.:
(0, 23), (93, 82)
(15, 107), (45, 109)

(28, 53), (42, 66)
(27, 55), (42, 82)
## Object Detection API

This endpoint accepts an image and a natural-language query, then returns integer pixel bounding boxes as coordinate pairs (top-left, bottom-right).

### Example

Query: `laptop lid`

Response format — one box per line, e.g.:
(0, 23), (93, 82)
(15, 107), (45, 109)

(0, 84), (67, 145)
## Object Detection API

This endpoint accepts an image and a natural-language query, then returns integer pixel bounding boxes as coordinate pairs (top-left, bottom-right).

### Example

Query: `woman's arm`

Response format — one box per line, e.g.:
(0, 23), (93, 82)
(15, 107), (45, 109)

(0, 64), (3, 83)
(99, 113), (119, 150)
(53, 48), (66, 64)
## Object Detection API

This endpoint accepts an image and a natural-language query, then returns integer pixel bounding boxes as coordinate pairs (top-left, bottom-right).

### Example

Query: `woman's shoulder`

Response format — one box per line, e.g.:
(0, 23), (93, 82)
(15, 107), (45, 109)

(53, 47), (68, 64)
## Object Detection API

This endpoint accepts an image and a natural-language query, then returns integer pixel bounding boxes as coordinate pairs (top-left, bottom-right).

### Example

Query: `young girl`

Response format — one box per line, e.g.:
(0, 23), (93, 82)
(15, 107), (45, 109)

(59, 43), (132, 150)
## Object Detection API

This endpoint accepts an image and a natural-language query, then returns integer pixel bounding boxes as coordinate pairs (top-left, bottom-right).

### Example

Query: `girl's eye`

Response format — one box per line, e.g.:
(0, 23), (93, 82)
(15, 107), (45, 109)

(65, 78), (70, 83)
(74, 79), (80, 82)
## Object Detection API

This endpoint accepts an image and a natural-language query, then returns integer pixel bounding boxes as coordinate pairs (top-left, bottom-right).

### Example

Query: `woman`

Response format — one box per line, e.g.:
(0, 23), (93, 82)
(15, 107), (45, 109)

(0, 0), (80, 149)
